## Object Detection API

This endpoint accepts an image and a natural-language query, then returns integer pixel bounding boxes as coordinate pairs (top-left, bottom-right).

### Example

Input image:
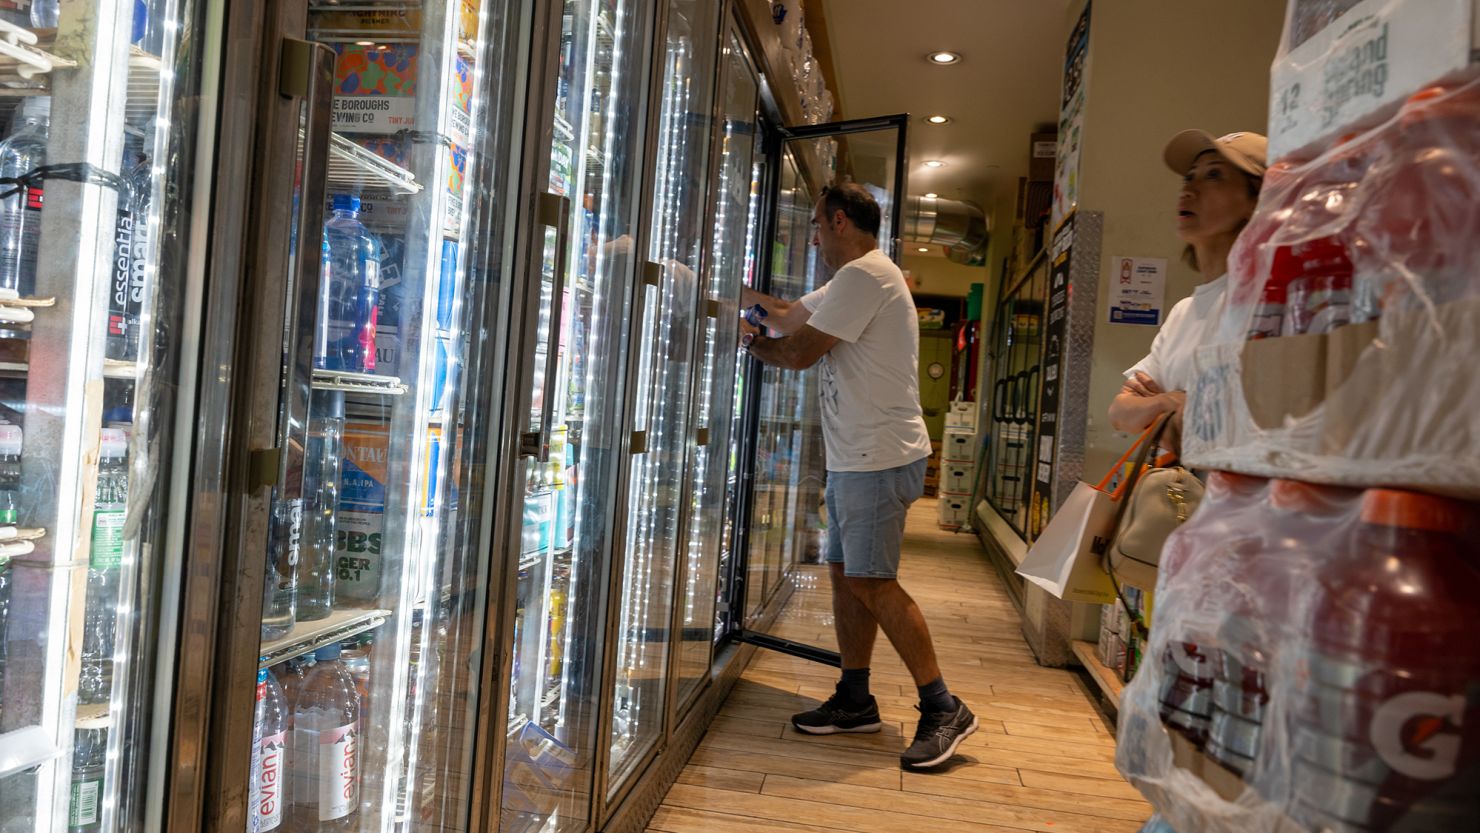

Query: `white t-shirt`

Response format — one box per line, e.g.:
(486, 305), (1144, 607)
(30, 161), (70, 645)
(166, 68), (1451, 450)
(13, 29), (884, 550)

(1124, 273), (1231, 392)
(799, 249), (933, 472)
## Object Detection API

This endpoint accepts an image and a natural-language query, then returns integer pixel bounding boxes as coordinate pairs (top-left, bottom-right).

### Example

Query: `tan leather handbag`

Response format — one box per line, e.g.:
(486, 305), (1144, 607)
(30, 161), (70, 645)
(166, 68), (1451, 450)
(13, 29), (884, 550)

(1093, 414), (1204, 611)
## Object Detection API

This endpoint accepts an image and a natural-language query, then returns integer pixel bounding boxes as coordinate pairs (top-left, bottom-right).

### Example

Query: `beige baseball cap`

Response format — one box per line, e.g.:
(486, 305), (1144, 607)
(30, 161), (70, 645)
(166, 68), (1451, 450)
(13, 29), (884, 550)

(1163, 130), (1268, 178)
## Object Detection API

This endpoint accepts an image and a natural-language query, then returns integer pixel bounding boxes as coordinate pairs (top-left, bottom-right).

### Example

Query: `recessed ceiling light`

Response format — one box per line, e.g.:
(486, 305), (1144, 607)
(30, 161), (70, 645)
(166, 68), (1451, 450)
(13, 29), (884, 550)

(925, 115), (951, 125)
(924, 192), (939, 199)
(924, 160), (946, 168)
(928, 51), (961, 65)
(917, 247), (930, 253)
(355, 40), (375, 46)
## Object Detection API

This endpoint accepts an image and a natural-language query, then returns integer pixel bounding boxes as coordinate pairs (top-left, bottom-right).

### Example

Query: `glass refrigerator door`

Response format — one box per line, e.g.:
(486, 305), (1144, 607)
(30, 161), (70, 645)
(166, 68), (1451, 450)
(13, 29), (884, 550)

(675, 26), (761, 700)
(501, 0), (654, 829)
(602, 0), (719, 795)
(742, 116), (909, 631)
(0, 0), (213, 830)
(210, 3), (519, 831)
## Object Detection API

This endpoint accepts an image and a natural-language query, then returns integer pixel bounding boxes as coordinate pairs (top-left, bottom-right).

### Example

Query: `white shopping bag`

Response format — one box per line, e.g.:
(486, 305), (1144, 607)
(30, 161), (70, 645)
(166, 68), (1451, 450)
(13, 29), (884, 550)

(1016, 481), (1118, 605)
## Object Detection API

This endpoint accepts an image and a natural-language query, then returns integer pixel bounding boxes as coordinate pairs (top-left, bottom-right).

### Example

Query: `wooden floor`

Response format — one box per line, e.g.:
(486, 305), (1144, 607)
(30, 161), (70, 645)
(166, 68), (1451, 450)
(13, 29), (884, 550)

(649, 498), (1153, 833)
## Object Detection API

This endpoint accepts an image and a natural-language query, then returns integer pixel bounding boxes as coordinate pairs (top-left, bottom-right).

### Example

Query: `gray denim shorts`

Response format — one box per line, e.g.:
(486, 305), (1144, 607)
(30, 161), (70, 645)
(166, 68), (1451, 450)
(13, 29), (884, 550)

(824, 458), (928, 579)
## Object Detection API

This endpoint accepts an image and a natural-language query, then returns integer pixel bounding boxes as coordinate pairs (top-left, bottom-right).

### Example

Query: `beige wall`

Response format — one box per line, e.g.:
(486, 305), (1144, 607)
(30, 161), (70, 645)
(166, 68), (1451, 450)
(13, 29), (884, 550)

(1067, 0), (1286, 478)
(900, 253), (989, 298)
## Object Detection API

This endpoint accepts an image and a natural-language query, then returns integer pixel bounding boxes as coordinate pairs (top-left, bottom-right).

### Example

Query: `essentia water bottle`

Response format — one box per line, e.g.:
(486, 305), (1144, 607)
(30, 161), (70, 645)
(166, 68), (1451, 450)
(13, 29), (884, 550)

(107, 126), (154, 363)
(1292, 489), (1480, 832)
(249, 666), (289, 833)
(0, 96), (49, 303)
(1155, 472), (1269, 748)
(297, 390), (344, 621)
(79, 428), (128, 706)
(315, 195), (380, 373)
(289, 643), (360, 830)
(1206, 479), (1356, 778)
(261, 491), (301, 641)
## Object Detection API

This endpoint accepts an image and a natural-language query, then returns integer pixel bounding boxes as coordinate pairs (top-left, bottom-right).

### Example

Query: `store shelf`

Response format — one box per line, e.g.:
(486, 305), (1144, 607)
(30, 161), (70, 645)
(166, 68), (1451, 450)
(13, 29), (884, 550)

(517, 551), (544, 572)
(1071, 639), (1124, 711)
(329, 133), (422, 196)
(312, 368), (409, 395)
(104, 358), (142, 380)
(74, 702), (110, 729)
(126, 47), (161, 125)
(259, 606), (392, 669)
(0, 23), (76, 91)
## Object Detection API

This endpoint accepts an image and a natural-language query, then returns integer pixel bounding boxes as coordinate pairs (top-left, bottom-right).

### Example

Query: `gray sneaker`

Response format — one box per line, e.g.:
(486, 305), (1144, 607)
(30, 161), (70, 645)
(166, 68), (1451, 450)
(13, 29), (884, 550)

(791, 691), (883, 735)
(900, 696), (977, 769)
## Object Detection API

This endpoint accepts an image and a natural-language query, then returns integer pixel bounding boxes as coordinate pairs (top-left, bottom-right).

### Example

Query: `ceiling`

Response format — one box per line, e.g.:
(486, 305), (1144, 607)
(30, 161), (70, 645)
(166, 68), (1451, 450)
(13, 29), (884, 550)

(817, 0), (1066, 212)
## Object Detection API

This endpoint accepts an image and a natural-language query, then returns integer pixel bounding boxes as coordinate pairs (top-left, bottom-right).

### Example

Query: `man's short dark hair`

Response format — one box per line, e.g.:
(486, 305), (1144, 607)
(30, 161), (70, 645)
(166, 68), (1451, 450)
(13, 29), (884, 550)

(819, 181), (882, 238)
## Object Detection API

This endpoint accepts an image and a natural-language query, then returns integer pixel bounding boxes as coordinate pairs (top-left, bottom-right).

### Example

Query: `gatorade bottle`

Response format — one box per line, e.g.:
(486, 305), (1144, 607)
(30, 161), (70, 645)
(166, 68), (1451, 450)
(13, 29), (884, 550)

(1155, 472), (1268, 748)
(1292, 489), (1480, 832)
(1206, 479), (1356, 778)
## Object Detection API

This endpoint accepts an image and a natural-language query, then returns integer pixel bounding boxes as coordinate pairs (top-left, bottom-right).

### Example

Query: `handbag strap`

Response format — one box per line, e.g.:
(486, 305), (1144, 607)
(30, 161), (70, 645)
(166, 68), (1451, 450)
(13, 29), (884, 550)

(1097, 413), (1174, 640)
(1094, 418), (1163, 494)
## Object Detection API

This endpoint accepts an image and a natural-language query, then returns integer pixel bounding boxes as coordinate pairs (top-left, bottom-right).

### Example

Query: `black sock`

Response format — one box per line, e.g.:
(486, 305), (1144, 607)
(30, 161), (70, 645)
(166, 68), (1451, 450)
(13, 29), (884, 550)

(838, 667), (871, 705)
(918, 676), (955, 713)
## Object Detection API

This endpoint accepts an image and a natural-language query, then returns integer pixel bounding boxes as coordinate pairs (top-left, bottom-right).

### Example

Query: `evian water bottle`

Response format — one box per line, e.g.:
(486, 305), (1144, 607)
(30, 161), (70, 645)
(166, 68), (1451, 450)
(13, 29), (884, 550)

(316, 195), (381, 373)
(1292, 489), (1480, 832)
(289, 643), (360, 830)
(249, 666), (289, 833)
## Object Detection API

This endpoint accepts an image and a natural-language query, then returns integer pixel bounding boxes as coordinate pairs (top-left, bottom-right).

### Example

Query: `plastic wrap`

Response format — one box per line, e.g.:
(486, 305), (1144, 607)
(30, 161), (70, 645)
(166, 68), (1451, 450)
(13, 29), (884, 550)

(1184, 70), (1480, 497)
(1116, 478), (1480, 832)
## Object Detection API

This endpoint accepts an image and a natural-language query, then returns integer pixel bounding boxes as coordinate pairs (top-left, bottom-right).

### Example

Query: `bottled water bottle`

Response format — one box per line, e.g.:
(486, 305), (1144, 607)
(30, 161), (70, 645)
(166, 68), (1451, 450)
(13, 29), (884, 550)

(79, 428), (128, 706)
(0, 96), (50, 301)
(289, 643), (360, 830)
(250, 666), (289, 833)
(315, 195), (381, 373)
(297, 390), (344, 621)
(261, 493), (301, 641)
(68, 726), (107, 832)
(107, 128), (154, 362)
(0, 423), (22, 525)
(30, 0), (59, 28)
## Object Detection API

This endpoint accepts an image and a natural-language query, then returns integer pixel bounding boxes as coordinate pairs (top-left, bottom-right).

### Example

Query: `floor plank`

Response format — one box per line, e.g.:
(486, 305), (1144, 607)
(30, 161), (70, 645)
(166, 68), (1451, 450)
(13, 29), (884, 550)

(659, 498), (1152, 830)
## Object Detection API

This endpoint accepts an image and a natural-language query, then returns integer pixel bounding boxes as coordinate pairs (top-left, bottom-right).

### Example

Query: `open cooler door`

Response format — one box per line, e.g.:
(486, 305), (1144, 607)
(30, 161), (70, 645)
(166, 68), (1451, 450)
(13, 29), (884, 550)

(192, 2), (531, 831)
(0, 0), (221, 830)
(731, 114), (909, 668)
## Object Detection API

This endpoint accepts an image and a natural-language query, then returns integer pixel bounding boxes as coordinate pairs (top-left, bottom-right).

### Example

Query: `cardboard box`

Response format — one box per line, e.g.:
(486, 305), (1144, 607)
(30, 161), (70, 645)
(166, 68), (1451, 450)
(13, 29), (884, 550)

(1185, 299), (1480, 497)
(942, 429), (975, 463)
(1029, 131), (1057, 182)
(945, 400), (977, 431)
(942, 464), (975, 494)
(936, 493), (970, 529)
(1268, 0), (1480, 160)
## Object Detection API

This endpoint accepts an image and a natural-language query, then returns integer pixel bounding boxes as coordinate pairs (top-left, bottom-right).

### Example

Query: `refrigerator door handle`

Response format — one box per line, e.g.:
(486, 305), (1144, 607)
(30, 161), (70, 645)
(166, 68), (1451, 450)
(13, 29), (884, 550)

(522, 192), (572, 461)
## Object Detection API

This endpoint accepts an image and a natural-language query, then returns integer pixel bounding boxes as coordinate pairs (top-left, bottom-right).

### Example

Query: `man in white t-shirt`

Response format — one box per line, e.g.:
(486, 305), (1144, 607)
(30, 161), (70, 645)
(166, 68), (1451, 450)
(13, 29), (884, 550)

(738, 182), (977, 770)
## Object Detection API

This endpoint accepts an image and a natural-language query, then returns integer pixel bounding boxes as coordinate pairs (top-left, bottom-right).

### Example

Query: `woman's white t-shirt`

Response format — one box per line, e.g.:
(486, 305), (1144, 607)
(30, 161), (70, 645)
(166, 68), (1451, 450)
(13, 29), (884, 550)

(1124, 273), (1230, 392)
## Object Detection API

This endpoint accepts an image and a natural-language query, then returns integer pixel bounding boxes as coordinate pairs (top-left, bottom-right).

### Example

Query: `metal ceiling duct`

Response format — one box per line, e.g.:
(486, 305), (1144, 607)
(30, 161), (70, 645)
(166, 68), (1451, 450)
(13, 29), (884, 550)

(902, 195), (990, 265)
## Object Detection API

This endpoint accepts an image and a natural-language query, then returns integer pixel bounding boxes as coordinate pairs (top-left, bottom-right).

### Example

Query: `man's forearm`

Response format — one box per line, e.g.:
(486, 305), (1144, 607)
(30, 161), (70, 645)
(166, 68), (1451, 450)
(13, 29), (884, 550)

(740, 287), (810, 335)
(747, 334), (810, 371)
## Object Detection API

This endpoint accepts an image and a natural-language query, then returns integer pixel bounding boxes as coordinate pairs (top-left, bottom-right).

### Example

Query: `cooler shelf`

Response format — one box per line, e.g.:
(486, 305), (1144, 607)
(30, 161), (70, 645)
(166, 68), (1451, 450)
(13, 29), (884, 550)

(312, 368), (408, 396)
(126, 48), (161, 125)
(329, 133), (422, 196)
(259, 606), (392, 669)
(0, 23), (76, 91)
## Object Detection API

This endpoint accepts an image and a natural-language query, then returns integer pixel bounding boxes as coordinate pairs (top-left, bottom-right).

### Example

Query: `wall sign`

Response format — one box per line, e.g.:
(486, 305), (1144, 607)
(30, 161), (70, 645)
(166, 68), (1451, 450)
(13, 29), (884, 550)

(1051, 2), (1091, 232)
(1107, 256), (1166, 325)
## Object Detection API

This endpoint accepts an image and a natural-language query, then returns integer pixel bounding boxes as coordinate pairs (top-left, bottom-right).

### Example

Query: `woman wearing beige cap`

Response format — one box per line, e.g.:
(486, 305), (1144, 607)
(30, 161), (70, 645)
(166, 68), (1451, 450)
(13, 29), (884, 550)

(1108, 129), (1267, 448)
